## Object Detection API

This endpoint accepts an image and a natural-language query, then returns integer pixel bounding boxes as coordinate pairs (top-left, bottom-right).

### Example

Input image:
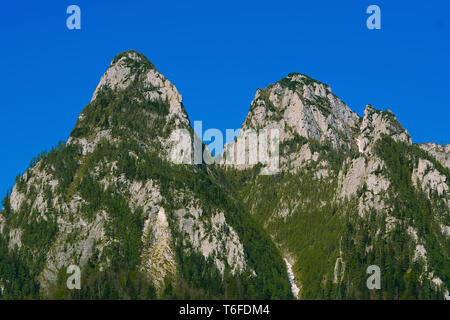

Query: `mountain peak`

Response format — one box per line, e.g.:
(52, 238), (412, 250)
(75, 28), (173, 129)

(364, 104), (376, 115)
(91, 50), (157, 102)
(110, 50), (155, 67)
(221, 73), (360, 172)
(277, 72), (332, 93)
(242, 73), (359, 149)
(70, 50), (190, 157)
(357, 104), (411, 153)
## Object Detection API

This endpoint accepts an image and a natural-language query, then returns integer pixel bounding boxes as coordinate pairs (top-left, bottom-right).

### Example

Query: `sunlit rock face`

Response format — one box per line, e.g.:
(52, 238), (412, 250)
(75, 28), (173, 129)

(419, 143), (450, 170)
(357, 104), (412, 154)
(242, 73), (360, 147)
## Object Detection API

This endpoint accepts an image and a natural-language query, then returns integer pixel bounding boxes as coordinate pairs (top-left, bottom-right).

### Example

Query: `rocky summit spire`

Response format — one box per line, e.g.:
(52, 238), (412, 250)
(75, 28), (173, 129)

(91, 50), (156, 102)
(221, 72), (361, 171)
(242, 73), (360, 148)
(68, 50), (191, 159)
(91, 50), (189, 129)
(356, 104), (412, 154)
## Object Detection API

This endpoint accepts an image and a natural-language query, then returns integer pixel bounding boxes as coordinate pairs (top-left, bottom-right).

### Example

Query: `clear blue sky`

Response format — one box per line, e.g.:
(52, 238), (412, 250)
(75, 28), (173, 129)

(1, 0), (449, 199)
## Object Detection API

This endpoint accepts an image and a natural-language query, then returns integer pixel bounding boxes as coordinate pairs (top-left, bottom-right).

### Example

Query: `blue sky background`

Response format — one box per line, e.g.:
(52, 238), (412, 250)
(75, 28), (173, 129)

(0, 0), (449, 199)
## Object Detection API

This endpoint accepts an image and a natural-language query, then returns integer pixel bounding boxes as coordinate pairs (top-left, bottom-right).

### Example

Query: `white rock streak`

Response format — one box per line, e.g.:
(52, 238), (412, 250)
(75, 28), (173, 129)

(284, 258), (300, 299)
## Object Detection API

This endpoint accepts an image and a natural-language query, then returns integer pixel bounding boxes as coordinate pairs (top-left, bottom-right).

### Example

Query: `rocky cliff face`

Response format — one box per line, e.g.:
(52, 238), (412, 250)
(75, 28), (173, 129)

(419, 143), (450, 170)
(356, 105), (412, 153)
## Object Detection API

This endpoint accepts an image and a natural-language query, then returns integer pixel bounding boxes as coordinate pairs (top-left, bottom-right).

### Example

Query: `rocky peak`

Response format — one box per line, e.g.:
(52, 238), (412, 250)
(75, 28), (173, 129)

(242, 73), (360, 148)
(91, 50), (189, 127)
(221, 73), (360, 171)
(68, 50), (191, 159)
(91, 50), (155, 101)
(357, 104), (412, 153)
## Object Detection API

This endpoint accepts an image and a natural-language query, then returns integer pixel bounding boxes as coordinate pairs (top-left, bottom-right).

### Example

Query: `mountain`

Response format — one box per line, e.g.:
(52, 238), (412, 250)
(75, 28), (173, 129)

(0, 50), (292, 299)
(220, 73), (450, 299)
(0, 50), (449, 300)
